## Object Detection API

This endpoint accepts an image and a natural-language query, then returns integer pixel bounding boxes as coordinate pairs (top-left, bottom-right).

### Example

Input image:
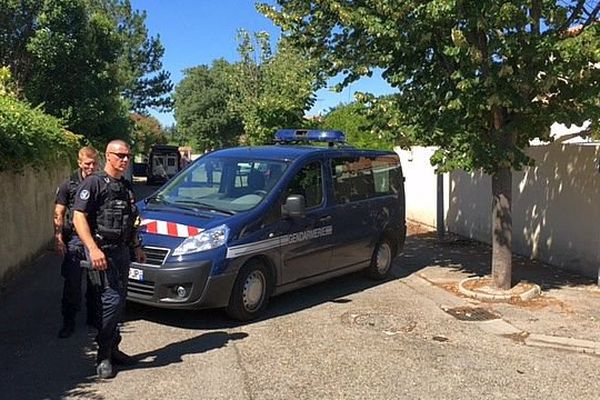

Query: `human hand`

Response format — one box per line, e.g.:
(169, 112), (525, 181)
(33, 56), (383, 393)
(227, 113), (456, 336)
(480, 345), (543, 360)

(90, 247), (107, 270)
(55, 235), (66, 256)
(134, 246), (146, 264)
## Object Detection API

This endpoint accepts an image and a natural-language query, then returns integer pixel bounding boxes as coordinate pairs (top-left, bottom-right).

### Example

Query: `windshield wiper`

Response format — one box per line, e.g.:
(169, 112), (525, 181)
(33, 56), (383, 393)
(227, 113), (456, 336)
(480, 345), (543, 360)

(172, 200), (235, 215)
(145, 193), (165, 204)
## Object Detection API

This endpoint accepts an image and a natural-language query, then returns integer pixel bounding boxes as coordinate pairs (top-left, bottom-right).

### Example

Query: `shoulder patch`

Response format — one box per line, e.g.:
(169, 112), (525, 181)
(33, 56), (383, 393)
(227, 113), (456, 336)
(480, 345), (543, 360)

(79, 189), (90, 200)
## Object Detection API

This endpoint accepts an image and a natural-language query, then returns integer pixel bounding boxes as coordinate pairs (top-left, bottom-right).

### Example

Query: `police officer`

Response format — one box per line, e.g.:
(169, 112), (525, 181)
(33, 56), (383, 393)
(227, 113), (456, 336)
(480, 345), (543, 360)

(73, 140), (146, 379)
(54, 146), (99, 338)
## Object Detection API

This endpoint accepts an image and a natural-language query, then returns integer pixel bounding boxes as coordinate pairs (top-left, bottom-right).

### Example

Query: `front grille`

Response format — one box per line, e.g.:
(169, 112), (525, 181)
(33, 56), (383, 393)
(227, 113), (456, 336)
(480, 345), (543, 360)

(128, 280), (155, 297)
(143, 246), (169, 266)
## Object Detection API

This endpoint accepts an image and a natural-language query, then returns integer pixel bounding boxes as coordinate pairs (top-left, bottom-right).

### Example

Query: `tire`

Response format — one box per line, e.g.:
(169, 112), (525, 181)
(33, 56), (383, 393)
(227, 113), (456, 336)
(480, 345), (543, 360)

(365, 237), (394, 280)
(226, 260), (272, 321)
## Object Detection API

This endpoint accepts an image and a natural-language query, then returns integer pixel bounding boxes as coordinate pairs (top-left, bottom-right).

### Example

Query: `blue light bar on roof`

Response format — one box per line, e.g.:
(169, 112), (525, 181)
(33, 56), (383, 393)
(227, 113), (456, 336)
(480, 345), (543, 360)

(274, 129), (346, 143)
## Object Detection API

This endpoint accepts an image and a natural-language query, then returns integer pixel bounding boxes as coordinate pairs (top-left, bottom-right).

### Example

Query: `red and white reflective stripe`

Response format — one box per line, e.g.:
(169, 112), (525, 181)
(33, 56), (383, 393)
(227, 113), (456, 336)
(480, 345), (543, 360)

(141, 219), (202, 238)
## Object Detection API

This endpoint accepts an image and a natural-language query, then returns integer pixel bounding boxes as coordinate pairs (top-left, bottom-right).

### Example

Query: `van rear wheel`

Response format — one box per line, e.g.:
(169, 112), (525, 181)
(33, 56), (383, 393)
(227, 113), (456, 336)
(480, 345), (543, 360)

(366, 238), (393, 280)
(226, 260), (271, 321)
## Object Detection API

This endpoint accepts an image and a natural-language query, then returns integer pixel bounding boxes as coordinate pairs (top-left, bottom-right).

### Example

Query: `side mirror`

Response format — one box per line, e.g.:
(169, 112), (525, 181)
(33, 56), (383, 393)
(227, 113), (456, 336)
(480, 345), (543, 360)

(282, 194), (306, 218)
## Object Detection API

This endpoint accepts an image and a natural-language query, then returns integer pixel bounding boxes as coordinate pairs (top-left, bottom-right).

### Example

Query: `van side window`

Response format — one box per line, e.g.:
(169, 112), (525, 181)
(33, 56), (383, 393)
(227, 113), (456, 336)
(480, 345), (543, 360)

(285, 162), (323, 209)
(331, 157), (374, 203)
(332, 155), (401, 203)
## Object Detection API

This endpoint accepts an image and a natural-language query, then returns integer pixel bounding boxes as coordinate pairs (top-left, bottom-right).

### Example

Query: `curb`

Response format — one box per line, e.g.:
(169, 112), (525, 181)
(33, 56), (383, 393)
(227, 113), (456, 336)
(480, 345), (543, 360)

(524, 334), (600, 356)
(458, 277), (541, 302)
(411, 273), (600, 356)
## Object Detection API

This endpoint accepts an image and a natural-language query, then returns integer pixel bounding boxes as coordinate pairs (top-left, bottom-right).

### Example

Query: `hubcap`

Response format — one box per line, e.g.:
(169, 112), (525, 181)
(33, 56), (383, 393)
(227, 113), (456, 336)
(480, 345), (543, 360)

(242, 270), (266, 311)
(376, 243), (392, 274)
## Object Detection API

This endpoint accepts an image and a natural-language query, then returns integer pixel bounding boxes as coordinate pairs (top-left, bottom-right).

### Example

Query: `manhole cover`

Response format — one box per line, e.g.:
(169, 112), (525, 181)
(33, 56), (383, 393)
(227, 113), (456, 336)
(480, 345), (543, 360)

(341, 311), (416, 333)
(442, 306), (499, 321)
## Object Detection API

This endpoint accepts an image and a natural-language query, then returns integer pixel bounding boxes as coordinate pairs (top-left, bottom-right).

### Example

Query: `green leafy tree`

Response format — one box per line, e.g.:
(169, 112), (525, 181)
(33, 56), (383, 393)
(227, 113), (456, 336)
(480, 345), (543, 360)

(0, 0), (172, 146)
(24, 0), (129, 145)
(321, 102), (386, 150)
(114, 1), (173, 113)
(0, 0), (41, 92)
(0, 66), (16, 96)
(0, 66), (80, 171)
(229, 30), (319, 145)
(261, 1), (600, 289)
(130, 112), (167, 155)
(174, 59), (243, 151)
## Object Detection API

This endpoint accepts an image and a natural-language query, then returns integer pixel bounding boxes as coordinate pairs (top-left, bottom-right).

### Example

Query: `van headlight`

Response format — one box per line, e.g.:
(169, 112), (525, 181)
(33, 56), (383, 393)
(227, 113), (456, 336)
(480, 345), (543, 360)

(173, 224), (230, 256)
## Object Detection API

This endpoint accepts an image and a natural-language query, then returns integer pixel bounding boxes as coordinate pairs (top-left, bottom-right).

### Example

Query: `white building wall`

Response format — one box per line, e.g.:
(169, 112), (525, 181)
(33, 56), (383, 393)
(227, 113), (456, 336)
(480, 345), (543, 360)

(400, 143), (600, 278)
(396, 147), (442, 229)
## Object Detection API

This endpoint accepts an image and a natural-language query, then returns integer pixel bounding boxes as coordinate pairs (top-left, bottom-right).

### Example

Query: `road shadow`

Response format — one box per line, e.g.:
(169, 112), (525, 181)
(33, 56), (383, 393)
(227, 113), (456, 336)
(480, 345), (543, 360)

(399, 229), (597, 290)
(0, 250), (247, 400)
(123, 267), (400, 330)
(0, 251), (103, 400)
(119, 331), (247, 373)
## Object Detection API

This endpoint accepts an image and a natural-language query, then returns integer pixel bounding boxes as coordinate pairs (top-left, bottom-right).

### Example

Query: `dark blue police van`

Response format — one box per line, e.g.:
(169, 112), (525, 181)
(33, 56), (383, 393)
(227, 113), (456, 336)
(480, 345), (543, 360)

(129, 129), (406, 320)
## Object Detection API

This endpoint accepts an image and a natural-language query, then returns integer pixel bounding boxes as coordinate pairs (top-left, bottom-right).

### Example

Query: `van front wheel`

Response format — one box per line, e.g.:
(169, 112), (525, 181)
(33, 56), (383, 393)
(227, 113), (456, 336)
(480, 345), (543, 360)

(226, 260), (271, 321)
(366, 238), (393, 280)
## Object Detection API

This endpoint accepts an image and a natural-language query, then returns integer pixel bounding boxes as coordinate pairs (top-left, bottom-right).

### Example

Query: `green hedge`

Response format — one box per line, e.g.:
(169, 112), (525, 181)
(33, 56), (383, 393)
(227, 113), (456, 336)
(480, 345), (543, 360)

(0, 96), (81, 172)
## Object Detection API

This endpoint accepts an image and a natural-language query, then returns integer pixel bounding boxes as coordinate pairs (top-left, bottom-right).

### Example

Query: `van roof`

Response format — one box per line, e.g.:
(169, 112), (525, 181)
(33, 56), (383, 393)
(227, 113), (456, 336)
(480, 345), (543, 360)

(210, 145), (396, 161)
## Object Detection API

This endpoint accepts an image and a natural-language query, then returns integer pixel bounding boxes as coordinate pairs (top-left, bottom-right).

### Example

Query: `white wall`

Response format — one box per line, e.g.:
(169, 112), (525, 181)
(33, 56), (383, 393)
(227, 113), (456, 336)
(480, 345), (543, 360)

(396, 147), (448, 229)
(399, 143), (600, 278)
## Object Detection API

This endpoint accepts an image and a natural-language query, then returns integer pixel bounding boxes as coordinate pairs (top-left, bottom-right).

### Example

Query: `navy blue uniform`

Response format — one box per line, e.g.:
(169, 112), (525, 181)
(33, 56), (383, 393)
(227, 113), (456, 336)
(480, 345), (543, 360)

(55, 171), (96, 328)
(73, 172), (137, 362)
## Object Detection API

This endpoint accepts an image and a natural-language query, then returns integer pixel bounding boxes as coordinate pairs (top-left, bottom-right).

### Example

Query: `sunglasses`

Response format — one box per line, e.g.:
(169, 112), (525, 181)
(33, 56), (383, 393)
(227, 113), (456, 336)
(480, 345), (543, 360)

(109, 152), (132, 160)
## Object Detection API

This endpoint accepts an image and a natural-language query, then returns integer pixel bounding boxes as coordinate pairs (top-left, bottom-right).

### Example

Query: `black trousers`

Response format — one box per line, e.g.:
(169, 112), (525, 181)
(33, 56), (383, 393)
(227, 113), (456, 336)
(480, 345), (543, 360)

(95, 244), (130, 361)
(61, 236), (96, 323)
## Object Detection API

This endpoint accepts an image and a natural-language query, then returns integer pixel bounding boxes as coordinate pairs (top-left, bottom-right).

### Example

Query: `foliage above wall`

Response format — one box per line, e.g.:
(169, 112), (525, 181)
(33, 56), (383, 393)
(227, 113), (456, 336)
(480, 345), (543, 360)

(0, 89), (80, 172)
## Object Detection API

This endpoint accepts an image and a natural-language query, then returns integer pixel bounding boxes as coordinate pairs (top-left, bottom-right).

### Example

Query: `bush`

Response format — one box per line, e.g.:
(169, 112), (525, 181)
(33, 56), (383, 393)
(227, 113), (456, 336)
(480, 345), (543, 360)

(0, 96), (81, 172)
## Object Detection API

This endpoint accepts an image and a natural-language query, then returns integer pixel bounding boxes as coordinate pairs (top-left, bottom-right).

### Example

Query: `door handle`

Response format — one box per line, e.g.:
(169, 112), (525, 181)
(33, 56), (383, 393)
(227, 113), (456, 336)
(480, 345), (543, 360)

(319, 215), (332, 223)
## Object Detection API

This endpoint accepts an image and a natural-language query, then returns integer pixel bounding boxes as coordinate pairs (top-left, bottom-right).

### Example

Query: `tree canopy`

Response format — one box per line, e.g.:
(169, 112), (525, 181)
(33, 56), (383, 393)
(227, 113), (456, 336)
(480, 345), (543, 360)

(174, 59), (243, 151)
(321, 102), (393, 150)
(173, 32), (320, 148)
(0, 0), (172, 147)
(260, 0), (599, 172)
(0, 68), (80, 172)
(229, 30), (319, 145)
(130, 112), (167, 156)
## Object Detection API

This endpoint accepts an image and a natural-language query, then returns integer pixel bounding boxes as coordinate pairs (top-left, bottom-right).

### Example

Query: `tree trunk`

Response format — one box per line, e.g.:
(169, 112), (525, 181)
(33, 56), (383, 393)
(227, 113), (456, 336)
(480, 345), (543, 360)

(491, 167), (512, 289)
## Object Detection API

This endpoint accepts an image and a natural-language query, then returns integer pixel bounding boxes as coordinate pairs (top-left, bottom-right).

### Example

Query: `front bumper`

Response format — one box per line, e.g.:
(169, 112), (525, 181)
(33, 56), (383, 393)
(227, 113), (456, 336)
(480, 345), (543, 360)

(126, 258), (237, 310)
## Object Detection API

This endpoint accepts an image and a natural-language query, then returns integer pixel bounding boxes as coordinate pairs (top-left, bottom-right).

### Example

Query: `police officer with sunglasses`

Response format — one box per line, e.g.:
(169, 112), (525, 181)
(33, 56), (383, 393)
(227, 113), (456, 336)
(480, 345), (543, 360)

(73, 140), (146, 379)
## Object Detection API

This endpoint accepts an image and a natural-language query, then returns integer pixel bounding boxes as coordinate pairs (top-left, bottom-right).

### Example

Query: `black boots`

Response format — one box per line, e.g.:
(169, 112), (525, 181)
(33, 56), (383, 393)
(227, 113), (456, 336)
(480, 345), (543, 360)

(96, 359), (114, 379)
(112, 349), (137, 366)
(95, 350), (136, 379)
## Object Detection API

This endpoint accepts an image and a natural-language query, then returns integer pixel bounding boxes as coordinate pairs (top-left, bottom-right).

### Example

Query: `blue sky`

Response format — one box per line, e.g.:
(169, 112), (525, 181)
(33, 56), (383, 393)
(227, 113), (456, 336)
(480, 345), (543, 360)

(130, 0), (396, 127)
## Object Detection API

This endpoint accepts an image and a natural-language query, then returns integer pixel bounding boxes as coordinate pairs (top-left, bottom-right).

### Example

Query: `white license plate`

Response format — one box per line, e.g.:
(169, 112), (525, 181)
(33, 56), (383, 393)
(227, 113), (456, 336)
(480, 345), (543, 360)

(128, 267), (144, 281)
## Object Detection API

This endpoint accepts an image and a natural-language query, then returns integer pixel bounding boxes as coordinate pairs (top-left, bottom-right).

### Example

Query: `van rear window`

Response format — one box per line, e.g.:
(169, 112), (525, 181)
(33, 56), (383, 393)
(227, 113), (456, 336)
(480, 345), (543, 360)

(331, 155), (401, 204)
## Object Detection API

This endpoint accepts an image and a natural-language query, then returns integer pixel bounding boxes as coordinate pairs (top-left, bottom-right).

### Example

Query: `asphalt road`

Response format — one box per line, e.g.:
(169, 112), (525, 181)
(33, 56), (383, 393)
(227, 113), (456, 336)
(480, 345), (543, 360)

(1, 183), (599, 399)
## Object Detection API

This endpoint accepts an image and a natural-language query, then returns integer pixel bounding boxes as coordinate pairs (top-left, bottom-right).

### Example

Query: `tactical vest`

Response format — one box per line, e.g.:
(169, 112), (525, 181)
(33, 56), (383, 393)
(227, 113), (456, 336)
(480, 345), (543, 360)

(63, 170), (82, 239)
(94, 172), (138, 244)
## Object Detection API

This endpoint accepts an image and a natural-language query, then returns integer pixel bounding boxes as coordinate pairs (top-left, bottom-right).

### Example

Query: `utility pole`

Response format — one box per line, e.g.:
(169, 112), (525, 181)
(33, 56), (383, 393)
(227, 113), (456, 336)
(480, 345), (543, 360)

(436, 172), (445, 240)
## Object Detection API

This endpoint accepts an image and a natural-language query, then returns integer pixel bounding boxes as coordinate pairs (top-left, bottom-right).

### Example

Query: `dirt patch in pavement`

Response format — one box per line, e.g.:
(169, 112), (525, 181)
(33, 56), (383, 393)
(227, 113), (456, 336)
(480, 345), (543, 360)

(461, 277), (537, 295)
(435, 281), (571, 312)
(406, 221), (436, 236)
(507, 295), (574, 313)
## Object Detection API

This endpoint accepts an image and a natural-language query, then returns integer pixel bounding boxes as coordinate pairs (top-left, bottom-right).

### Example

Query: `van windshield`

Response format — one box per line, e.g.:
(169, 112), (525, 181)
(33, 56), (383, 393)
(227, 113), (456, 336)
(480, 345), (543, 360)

(152, 156), (289, 213)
